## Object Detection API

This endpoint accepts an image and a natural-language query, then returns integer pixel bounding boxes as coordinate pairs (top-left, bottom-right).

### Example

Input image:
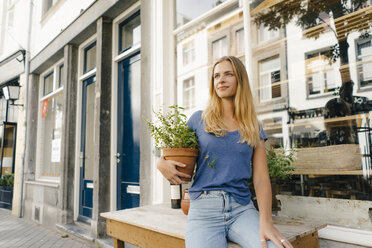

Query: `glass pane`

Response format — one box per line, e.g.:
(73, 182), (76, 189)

(1, 124), (15, 175)
(261, 57), (280, 72)
(236, 29), (244, 54)
(120, 13), (141, 53)
(84, 43), (96, 73)
(44, 72), (53, 96)
(39, 93), (63, 177)
(84, 82), (95, 180)
(59, 64), (64, 88)
(176, 0), (229, 28)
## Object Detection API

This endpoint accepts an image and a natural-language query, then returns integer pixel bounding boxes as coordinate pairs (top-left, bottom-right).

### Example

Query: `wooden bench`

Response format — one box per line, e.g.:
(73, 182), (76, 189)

(101, 203), (326, 248)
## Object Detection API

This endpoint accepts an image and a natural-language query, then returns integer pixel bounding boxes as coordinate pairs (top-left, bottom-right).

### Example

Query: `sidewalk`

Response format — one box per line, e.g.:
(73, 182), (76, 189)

(0, 208), (93, 248)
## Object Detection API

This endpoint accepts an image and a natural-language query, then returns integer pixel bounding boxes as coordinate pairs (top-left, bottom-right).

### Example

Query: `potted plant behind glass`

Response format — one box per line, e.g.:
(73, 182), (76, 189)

(0, 173), (14, 210)
(250, 145), (297, 211)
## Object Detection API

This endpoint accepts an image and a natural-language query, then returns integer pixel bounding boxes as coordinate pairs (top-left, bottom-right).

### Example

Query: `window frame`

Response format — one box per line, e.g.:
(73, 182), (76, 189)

(36, 59), (64, 182)
(355, 38), (372, 91)
(212, 36), (228, 62)
(182, 77), (196, 109)
(259, 56), (281, 102)
(83, 41), (97, 74)
(183, 41), (195, 66)
(118, 10), (141, 54)
(305, 49), (339, 98)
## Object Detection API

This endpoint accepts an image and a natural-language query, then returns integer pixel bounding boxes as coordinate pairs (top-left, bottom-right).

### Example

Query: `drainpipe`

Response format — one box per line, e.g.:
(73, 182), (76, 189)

(18, 0), (33, 218)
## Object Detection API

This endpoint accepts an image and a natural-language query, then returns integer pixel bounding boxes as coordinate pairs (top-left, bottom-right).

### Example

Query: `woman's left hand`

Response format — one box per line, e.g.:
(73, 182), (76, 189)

(259, 221), (293, 248)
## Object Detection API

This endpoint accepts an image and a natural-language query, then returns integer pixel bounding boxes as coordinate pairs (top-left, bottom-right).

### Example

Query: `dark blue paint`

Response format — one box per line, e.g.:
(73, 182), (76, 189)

(79, 76), (95, 221)
(117, 52), (141, 210)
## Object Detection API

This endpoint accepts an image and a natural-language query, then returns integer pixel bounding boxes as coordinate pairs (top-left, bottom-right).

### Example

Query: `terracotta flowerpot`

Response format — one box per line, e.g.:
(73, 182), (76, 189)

(163, 148), (198, 181)
(181, 189), (190, 215)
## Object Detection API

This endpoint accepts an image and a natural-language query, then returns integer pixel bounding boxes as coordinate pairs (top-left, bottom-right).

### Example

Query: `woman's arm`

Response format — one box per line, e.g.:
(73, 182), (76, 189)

(157, 156), (191, 184)
(253, 140), (293, 248)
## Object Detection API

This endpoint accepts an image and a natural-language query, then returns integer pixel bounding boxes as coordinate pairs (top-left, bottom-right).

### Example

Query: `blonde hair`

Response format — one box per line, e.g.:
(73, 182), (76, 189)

(202, 56), (261, 147)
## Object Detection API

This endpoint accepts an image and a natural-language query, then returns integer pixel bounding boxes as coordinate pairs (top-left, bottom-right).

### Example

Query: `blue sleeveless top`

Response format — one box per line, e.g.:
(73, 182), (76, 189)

(186, 110), (267, 205)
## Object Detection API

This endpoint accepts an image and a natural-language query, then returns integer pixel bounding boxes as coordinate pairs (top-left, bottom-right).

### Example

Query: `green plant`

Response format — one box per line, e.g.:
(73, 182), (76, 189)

(266, 145), (297, 180)
(0, 174), (14, 187)
(146, 105), (199, 150)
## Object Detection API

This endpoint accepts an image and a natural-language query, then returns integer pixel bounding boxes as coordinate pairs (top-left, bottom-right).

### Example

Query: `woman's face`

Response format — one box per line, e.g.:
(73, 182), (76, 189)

(213, 60), (238, 100)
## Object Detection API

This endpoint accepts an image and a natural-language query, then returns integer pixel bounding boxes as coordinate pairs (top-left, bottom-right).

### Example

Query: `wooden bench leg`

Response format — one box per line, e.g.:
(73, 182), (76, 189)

(114, 238), (125, 248)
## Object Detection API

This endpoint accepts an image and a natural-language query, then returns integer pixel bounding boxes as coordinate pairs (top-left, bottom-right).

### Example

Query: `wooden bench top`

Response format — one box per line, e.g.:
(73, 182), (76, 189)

(101, 203), (326, 248)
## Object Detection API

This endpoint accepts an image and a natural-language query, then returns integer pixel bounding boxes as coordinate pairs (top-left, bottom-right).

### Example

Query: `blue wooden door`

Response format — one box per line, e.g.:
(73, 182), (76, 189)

(117, 53), (141, 210)
(78, 76), (95, 222)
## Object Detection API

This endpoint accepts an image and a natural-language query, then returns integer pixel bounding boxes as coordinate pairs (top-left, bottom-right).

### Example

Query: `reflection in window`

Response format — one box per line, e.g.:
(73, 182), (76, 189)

(44, 72), (54, 96)
(356, 39), (372, 88)
(259, 57), (281, 101)
(305, 50), (339, 96)
(258, 23), (279, 43)
(39, 93), (63, 177)
(183, 42), (195, 66)
(43, 0), (58, 15)
(176, 0), (228, 28)
(119, 12), (141, 53)
(212, 36), (228, 62)
(236, 28), (244, 54)
(262, 117), (283, 148)
(183, 77), (195, 109)
(84, 42), (96, 73)
(58, 64), (64, 88)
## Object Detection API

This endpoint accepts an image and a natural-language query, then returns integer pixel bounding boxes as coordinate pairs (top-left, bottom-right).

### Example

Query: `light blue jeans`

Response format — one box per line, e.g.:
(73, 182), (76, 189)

(185, 190), (277, 248)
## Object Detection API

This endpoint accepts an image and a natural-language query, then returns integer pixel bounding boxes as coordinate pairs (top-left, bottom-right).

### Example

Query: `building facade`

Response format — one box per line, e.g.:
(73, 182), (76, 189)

(1, 0), (371, 246)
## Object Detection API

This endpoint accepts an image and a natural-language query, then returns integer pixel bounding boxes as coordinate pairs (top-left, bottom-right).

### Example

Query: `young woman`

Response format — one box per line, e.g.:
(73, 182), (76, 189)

(157, 56), (293, 248)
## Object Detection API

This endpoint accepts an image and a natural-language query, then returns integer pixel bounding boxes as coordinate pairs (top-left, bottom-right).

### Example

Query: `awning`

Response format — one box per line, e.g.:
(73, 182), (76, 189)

(0, 50), (25, 86)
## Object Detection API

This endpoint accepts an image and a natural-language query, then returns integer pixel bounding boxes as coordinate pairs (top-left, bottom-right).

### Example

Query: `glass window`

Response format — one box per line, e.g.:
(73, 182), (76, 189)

(259, 57), (281, 101)
(119, 12), (141, 53)
(176, 0), (229, 28)
(212, 36), (228, 62)
(43, 72), (54, 96)
(58, 64), (64, 88)
(43, 0), (58, 15)
(258, 23), (279, 43)
(0, 124), (16, 175)
(183, 42), (195, 65)
(84, 42), (96, 73)
(305, 50), (339, 96)
(356, 39), (372, 88)
(236, 28), (244, 54)
(38, 93), (63, 178)
(183, 77), (195, 109)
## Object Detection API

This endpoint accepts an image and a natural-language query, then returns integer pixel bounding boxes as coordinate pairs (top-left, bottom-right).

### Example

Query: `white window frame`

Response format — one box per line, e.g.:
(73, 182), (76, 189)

(74, 34), (97, 220)
(236, 28), (244, 55)
(258, 23), (279, 44)
(259, 57), (281, 102)
(212, 36), (228, 62)
(356, 38), (372, 90)
(42, 0), (59, 16)
(183, 77), (196, 109)
(183, 41), (195, 66)
(305, 49), (339, 97)
(35, 59), (64, 183)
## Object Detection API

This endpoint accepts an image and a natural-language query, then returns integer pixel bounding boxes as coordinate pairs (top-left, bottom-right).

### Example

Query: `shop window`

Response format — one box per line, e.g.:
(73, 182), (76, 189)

(259, 57), (281, 102)
(83, 42), (96, 74)
(212, 36), (228, 62)
(236, 28), (244, 54)
(0, 124), (16, 176)
(305, 49), (339, 96)
(183, 41), (195, 66)
(356, 39), (372, 88)
(37, 61), (64, 180)
(183, 77), (195, 109)
(119, 11), (141, 54)
(258, 23), (279, 44)
(43, 71), (54, 96)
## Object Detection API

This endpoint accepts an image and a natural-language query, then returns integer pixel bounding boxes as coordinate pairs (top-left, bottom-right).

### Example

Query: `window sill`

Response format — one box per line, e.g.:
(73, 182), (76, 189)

(306, 92), (335, 100)
(357, 86), (372, 93)
(25, 180), (59, 188)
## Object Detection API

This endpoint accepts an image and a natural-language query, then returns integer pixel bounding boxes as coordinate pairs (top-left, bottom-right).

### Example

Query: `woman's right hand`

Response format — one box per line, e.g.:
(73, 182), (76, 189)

(157, 156), (191, 184)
